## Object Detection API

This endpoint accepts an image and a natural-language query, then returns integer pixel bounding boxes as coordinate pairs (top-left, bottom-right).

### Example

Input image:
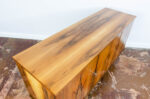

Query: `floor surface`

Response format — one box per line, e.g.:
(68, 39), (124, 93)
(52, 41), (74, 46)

(0, 37), (150, 99)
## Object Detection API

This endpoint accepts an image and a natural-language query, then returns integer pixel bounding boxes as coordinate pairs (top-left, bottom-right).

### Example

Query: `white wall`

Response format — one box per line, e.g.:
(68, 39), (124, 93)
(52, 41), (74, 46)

(0, 0), (150, 48)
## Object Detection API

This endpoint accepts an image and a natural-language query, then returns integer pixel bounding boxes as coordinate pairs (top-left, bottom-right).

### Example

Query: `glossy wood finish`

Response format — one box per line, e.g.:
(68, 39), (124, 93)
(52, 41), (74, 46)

(13, 8), (135, 99)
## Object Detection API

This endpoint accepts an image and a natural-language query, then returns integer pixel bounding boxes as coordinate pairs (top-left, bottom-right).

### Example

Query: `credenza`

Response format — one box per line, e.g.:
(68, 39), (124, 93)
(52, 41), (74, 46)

(13, 8), (135, 99)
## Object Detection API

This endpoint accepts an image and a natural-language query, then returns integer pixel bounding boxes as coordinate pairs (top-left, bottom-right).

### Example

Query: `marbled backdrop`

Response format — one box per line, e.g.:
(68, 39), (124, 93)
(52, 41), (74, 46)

(0, 37), (150, 99)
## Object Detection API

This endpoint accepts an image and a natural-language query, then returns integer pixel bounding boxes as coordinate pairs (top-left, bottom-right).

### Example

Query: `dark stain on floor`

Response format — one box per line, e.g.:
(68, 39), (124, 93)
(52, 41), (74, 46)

(0, 37), (150, 99)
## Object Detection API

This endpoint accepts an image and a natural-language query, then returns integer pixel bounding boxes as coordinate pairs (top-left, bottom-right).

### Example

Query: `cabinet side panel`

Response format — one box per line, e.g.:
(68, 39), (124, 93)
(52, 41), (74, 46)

(24, 70), (45, 99)
(16, 63), (36, 99)
(121, 22), (133, 45)
(16, 63), (54, 99)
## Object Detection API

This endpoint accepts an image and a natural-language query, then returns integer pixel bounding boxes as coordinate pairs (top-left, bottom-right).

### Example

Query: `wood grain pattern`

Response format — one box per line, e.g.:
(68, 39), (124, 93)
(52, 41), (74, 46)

(15, 62), (55, 99)
(13, 8), (135, 99)
(55, 24), (133, 99)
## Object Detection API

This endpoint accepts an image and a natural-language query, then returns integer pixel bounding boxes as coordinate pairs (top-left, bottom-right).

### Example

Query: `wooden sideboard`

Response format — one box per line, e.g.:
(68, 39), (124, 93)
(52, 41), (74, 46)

(13, 8), (135, 99)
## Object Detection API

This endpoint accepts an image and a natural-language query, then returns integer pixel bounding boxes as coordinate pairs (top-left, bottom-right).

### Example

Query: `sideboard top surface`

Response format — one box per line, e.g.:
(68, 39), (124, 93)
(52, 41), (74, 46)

(13, 8), (135, 95)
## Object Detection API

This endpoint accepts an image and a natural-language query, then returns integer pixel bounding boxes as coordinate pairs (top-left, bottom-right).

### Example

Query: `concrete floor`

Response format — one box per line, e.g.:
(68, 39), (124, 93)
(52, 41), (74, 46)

(0, 37), (150, 99)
